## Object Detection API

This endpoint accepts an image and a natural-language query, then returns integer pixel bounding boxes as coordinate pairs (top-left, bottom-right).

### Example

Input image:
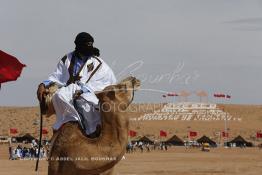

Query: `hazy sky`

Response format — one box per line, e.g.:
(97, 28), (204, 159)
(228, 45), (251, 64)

(0, 0), (261, 106)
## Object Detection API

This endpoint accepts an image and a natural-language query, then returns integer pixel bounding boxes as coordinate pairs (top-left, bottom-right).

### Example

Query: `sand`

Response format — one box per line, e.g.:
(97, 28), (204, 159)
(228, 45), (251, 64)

(0, 103), (262, 174)
(0, 145), (262, 175)
(1, 104), (262, 141)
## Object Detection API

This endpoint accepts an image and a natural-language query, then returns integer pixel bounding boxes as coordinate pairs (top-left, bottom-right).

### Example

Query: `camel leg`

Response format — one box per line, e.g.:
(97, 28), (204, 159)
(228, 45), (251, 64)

(100, 167), (115, 175)
(48, 161), (60, 175)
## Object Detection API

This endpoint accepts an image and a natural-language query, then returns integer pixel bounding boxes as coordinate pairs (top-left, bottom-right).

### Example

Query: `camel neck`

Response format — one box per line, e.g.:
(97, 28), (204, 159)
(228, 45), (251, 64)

(100, 111), (129, 146)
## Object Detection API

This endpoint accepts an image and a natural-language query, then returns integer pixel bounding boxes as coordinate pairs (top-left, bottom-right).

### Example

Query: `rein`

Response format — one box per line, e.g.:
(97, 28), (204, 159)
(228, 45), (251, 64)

(126, 78), (135, 106)
(35, 101), (44, 172)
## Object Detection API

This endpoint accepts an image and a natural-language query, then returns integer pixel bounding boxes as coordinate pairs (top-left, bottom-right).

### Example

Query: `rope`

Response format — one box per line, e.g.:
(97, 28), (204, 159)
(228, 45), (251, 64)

(35, 101), (44, 172)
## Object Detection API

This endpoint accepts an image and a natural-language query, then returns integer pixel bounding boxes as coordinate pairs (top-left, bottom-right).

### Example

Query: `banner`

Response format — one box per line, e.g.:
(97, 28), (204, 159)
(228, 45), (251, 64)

(0, 50), (26, 86)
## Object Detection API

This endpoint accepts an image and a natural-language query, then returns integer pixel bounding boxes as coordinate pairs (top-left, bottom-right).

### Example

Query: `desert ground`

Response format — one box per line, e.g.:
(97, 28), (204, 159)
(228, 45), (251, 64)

(0, 145), (262, 175)
(0, 103), (262, 174)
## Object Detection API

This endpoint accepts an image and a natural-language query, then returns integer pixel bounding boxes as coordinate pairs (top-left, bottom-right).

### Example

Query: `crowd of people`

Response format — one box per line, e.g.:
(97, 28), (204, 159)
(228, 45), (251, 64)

(8, 140), (48, 160)
(126, 141), (168, 153)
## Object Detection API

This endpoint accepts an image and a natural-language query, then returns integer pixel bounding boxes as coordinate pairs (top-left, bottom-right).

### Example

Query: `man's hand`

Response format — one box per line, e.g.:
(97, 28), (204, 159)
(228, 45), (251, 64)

(37, 83), (47, 102)
(73, 90), (83, 99)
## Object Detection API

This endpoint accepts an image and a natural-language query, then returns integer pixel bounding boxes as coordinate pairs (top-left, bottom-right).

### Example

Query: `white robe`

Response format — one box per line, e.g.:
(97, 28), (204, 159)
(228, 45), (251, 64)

(46, 52), (116, 134)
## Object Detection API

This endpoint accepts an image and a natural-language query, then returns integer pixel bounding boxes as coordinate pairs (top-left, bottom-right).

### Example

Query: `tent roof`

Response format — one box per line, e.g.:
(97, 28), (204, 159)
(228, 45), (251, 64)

(139, 136), (154, 143)
(227, 135), (253, 147)
(132, 136), (154, 143)
(197, 135), (216, 145)
(22, 133), (35, 139)
(228, 135), (249, 143)
(165, 134), (184, 143)
(14, 133), (35, 142)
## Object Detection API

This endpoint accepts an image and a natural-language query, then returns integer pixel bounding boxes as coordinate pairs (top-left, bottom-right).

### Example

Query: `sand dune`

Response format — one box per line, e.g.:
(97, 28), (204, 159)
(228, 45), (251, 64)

(0, 103), (262, 143)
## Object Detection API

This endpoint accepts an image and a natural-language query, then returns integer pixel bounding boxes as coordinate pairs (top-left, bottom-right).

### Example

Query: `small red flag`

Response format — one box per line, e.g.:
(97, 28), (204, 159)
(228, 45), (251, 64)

(129, 130), (137, 137)
(167, 93), (178, 97)
(0, 50), (26, 86)
(214, 93), (222, 97)
(222, 131), (229, 138)
(10, 128), (18, 134)
(160, 130), (167, 137)
(189, 131), (197, 137)
(214, 93), (229, 98)
(256, 132), (262, 138)
(42, 128), (48, 135)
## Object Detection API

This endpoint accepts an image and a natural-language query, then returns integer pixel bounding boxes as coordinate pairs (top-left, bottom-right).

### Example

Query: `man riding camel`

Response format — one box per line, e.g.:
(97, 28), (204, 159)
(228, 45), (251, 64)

(37, 32), (116, 138)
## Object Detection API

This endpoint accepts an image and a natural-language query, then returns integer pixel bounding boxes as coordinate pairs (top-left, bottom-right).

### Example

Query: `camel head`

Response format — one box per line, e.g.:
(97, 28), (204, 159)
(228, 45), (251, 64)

(96, 76), (141, 112)
(43, 83), (59, 117)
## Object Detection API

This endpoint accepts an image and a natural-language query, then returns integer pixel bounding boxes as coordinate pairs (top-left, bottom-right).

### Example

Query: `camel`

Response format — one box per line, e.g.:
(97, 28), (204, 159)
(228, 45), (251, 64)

(44, 76), (140, 175)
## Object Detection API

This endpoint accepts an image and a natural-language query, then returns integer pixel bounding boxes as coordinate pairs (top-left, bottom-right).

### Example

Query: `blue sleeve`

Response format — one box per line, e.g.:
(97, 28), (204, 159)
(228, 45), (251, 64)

(42, 80), (53, 87)
(77, 81), (91, 93)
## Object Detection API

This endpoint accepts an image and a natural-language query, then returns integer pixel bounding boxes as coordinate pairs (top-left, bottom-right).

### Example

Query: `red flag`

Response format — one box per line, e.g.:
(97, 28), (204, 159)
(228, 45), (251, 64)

(0, 50), (26, 85)
(214, 93), (228, 98)
(10, 128), (18, 134)
(167, 93), (178, 97)
(42, 128), (48, 135)
(160, 130), (167, 137)
(189, 131), (197, 137)
(256, 132), (262, 138)
(129, 130), (137, 137)
(214, 94), (221, 97)
(222, 131), (229, 138)
(226, 95), (231, 99)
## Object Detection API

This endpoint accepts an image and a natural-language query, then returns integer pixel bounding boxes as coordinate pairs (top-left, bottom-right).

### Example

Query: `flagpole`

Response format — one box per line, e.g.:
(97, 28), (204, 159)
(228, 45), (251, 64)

(219, 131), (221, 147)
(187, 126), (191, 143)
(213, 93), (231, 148)
(224, 107), (228, 148)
